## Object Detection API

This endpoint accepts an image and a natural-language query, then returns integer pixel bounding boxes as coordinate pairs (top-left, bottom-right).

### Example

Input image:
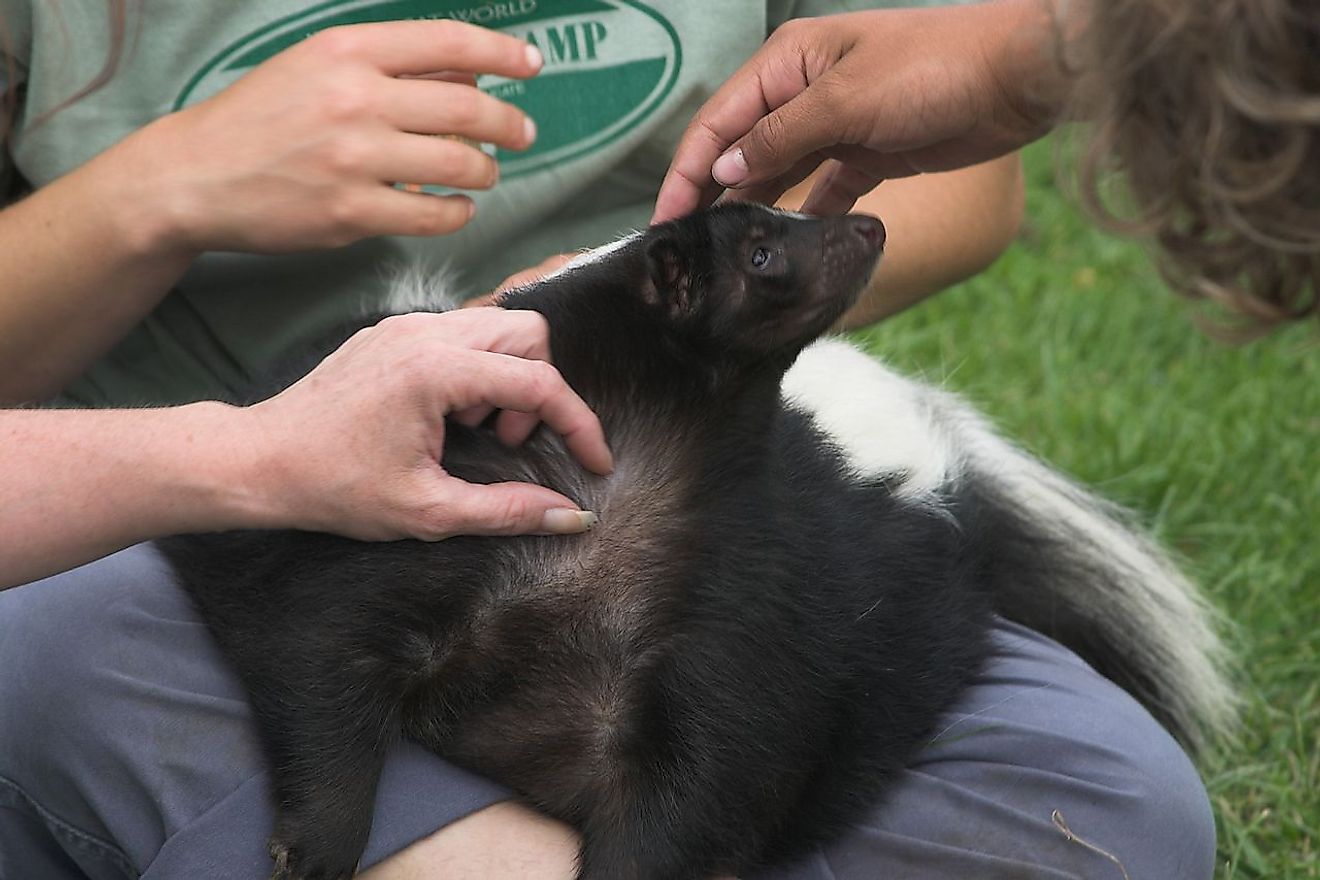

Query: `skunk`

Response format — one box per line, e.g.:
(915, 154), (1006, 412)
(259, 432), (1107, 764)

(159, 203), (1234, 880)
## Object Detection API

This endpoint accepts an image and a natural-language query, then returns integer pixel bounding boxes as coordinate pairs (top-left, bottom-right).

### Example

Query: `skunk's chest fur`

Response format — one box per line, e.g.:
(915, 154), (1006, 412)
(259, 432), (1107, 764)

(354, 375), (987, 826)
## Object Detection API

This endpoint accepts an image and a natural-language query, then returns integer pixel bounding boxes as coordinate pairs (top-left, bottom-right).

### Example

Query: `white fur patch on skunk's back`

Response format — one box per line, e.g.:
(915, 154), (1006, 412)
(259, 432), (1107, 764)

(782, 340), (960, 499)
(378, 264), (464, 315)
(782, 338), (1238, 750)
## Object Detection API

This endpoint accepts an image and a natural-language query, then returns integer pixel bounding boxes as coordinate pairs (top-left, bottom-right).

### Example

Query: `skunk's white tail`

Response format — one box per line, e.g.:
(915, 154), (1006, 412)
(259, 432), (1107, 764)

(783, 340), (1238, 751)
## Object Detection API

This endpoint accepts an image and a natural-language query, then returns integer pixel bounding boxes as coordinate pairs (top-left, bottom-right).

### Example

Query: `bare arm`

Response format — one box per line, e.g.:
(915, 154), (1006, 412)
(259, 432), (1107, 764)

(1, 309), (613, 590)
(0, 21), (542, 404)
(1, 402), (268, 587)
(0, 135), (198, 403)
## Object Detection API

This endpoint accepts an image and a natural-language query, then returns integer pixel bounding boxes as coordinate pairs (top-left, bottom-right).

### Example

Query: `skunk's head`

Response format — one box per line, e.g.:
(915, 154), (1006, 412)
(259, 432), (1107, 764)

(641, 203), (885, 358)
(499, 203), (885, 405)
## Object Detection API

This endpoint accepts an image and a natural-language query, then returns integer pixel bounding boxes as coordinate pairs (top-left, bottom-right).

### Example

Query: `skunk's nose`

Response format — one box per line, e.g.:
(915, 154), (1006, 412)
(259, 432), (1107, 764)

(850, 215), (886, 251)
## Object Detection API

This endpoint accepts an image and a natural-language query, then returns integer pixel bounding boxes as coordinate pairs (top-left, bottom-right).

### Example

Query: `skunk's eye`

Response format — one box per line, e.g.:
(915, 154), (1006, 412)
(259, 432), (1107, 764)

(751, 247), (772, 269)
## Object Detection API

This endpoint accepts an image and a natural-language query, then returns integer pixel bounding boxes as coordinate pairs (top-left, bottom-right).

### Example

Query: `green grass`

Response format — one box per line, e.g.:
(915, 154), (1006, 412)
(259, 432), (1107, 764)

(850, 138), (1320, 878)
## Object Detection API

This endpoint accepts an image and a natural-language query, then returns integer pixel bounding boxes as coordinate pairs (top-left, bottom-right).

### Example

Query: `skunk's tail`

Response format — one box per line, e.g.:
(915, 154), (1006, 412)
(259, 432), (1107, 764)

(783, 340), (1238, 752)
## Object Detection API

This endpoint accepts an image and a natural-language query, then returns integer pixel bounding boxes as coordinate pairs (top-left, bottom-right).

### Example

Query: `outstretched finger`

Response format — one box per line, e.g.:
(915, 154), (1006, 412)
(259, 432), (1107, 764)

(423, 477), (597, 538)
(386, 78), (534, 152)
(312, 20), (543, 79)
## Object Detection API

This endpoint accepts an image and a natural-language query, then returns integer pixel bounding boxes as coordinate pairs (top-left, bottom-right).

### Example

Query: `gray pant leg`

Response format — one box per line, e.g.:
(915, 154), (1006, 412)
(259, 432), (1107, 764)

(753, 618), (1216, 880)
(0, 545), (511, 880)
(2, 549), (1214, 879)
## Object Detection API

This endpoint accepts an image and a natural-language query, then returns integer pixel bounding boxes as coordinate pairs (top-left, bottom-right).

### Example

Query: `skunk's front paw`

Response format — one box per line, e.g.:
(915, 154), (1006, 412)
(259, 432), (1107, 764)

(268, 835), (360, 880)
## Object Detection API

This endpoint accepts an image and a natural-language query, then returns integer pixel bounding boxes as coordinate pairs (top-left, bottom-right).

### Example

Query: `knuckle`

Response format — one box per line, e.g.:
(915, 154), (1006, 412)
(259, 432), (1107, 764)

(410, 509), (456, 542)
(417, 20), (463, 57)
(308, 26), (368, 61)
(444, 94), (482, 130)
(318, 78), (373, 123)
(755, 113), (792, 162)
(410, 198), (466, 236)
(437, 20), (477, 50)
(327, 192), (368, 236)
(378, 312), (432, 344)
(438, 141), (496, 188)
(811, 74), (851, 114)
(768, 16), (818, 53)
(407, 205), (446, 237)
(771, 17), (807, 41)
(515, 309), (551, 337)
(471, 153), (499, 188)
(506, 108), (530, 144)
(392, 354), (433, 391)
(492, 496), (533, 532)
(525, 359), (562, 396)
(323, 134), (371, 175)
(375, 313), (410, 334)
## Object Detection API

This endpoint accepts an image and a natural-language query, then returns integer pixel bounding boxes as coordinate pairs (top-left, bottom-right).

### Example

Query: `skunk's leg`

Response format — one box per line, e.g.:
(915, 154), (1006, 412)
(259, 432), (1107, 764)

(572, 770), (744, 880)
(251, 679), (400, 880)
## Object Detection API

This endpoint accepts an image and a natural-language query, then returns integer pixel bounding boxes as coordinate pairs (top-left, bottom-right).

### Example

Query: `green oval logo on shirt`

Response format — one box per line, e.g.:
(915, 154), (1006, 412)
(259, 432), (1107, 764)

(175, 0), (682, 178)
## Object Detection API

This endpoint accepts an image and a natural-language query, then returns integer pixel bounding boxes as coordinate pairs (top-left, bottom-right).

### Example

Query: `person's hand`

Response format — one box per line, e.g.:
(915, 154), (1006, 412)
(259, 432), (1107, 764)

(463, 253), (578, 308)
(652, 0), (1065, 222)
(121, 20), (541, 255)
(243, 308), (613, 541)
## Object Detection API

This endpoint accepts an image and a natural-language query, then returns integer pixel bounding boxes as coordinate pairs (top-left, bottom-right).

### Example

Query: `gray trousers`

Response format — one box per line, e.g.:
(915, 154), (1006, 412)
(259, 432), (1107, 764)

(0, 544), (1215, 879)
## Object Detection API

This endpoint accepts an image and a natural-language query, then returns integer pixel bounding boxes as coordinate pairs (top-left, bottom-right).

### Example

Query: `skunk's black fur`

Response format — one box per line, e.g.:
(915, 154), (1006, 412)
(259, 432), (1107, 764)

(159, 204), (1231, 880)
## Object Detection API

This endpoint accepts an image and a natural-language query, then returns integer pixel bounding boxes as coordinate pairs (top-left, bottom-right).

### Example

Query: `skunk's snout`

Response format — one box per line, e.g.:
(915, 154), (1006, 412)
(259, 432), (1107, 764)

(821, 213), (885, 259)
(848, 215), (886, 251)
(820, 213), (885, 280)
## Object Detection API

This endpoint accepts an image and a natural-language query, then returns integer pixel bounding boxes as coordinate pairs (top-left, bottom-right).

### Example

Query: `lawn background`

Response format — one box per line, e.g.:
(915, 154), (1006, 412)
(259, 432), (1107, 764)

(851, 138), (1319, 877)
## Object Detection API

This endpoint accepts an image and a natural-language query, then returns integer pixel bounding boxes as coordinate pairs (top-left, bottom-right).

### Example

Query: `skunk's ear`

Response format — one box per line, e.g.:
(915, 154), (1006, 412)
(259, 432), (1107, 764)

(643, 232), (694, 318)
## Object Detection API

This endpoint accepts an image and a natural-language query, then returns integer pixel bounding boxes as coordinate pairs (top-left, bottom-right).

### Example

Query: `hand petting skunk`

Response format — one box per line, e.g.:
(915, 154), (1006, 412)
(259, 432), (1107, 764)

(160, 204), (1233, 880)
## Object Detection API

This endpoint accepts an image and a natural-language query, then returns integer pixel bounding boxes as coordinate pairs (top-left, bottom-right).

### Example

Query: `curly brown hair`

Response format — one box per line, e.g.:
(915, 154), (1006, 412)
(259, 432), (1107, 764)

(1068, 0), (1320, 333)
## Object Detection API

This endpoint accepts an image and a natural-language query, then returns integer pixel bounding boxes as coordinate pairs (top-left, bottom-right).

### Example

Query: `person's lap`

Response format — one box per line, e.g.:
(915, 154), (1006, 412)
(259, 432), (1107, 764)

(0, 544), (1214, 879)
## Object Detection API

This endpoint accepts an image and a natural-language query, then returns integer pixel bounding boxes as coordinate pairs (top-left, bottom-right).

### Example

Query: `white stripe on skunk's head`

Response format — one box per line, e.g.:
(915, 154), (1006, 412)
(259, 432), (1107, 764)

(538, 231), (645, 285)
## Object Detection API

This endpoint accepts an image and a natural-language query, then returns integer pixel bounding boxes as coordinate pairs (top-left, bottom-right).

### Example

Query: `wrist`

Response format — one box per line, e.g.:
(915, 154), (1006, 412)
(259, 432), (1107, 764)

(89, 113), (207, 260)
(984, 0), (1076, 141)
(160, 401), (293, 533)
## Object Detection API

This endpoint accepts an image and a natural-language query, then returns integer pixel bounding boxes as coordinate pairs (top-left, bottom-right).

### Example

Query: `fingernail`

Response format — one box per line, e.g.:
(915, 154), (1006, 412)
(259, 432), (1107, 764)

(541, 508), (598, 534)
(712, 148), (748, 187)
(525, 44), (543, 71)
(523, 115), (537, 146)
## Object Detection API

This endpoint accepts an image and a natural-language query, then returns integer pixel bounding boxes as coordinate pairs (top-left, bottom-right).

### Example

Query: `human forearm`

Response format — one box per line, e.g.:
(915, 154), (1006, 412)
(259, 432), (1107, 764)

(1, 309), (611, 590)
(0, 127), (197, 403)
(0, 403), (270, 588)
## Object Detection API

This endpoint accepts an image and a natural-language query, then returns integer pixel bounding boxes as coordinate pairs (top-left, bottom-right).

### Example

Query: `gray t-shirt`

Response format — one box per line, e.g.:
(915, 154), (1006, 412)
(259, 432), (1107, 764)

(0, 0), (933, 406)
